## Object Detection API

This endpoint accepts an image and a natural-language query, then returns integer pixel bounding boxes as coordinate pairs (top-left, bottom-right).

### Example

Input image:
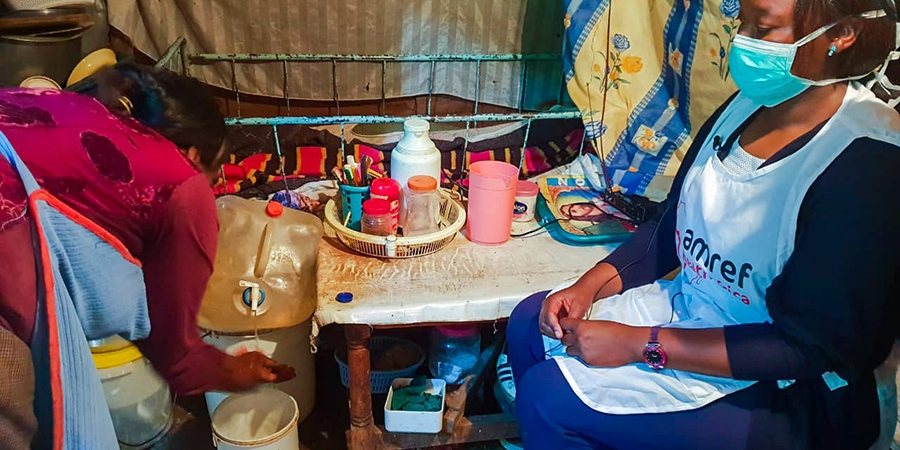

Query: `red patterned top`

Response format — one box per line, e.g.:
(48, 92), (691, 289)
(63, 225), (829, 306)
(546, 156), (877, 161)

(0, 88), (226, 395)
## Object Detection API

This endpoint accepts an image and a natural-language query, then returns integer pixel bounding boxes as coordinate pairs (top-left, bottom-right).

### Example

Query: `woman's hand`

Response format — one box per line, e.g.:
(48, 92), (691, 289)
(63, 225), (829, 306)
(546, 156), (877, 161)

(559, 318), (644, 368)
(540, 283), (597, 340)
(218, 351), (296, 392)
(540, 262), (624, 340)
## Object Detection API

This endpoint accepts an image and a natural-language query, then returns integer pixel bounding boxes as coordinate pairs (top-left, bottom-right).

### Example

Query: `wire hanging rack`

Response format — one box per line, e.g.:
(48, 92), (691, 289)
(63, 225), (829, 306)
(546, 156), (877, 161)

(155, 37), (589, 175)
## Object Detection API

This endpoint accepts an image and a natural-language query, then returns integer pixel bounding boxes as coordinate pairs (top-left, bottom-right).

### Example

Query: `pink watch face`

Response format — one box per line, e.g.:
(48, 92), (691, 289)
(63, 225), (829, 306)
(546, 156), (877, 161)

(643, 343), (667, 370)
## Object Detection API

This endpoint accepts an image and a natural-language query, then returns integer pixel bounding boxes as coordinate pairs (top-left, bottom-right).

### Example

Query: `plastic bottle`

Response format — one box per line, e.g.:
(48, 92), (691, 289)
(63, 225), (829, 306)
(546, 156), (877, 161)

(400, 175), (441, 237)
(429, 325), (482, 385)
(361, 198), (394, 236)
(369, 178), (401, 234)
(390, 118), (441, 191)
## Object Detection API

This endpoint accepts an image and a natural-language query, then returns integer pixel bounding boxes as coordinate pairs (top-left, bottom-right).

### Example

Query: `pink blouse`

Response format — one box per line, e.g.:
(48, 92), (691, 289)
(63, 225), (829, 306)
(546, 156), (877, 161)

(0, 88), (226, 395)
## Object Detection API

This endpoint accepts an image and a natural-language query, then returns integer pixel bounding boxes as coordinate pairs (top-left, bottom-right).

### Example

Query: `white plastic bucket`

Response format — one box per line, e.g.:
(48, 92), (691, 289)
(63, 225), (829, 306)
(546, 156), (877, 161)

(211, 388), (299, 450)
(204, 338), (277, 416)
(203, 321), (315, 419)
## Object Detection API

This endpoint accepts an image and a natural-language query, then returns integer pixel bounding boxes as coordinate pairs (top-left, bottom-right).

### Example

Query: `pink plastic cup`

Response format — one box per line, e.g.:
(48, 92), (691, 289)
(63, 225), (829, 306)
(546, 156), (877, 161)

(466, 161), (520, 245)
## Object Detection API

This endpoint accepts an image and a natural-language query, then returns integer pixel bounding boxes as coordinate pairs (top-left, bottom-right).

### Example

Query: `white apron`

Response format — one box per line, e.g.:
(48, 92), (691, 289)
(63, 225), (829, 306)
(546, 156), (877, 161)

(544, 83), (900, 415)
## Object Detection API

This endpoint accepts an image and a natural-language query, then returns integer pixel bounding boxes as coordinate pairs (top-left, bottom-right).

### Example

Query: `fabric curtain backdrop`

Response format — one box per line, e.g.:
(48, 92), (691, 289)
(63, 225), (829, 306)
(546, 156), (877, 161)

(111, 0), (741, 199)
(564, 0), (738, 200)
(108, 0), (565, 110)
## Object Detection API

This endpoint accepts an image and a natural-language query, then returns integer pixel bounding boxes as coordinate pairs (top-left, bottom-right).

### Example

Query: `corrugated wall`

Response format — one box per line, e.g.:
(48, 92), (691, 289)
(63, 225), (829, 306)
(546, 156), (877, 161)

(109, 0), (565, 109)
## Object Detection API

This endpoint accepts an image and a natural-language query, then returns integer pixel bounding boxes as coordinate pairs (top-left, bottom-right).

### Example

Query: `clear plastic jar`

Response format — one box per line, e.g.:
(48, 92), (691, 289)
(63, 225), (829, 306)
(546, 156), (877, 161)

(91, 340), (173, 448)
(400, 175), (441, 237)
(428, 325), (481, 385)
(361, 198), (393, 236)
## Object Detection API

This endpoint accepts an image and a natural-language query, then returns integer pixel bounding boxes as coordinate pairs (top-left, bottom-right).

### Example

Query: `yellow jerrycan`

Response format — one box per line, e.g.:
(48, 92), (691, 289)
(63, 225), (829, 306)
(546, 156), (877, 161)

(198, 197), (323, 333)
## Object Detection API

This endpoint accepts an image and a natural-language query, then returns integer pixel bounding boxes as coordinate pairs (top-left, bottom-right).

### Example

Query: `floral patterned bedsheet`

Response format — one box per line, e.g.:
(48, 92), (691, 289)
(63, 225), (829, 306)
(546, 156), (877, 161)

(563, 0), (740, 201)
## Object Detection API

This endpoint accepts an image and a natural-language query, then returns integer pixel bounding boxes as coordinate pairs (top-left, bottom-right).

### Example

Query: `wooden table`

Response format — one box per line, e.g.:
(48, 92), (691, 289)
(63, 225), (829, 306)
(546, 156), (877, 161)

(315, 223), (614, 449)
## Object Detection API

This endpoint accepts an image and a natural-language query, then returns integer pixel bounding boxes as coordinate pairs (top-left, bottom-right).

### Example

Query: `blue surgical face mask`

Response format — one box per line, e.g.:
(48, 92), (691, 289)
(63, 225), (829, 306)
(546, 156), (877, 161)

(728, 9), (888, 107)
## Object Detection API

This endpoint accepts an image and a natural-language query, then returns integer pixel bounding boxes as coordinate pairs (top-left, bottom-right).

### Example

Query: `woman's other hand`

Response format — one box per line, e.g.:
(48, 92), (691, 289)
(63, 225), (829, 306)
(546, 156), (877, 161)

(559, 318), (643, 368)
(539, 262), (625, 340)
(540, 283), (596, 340)
(218, 351), (296, 392)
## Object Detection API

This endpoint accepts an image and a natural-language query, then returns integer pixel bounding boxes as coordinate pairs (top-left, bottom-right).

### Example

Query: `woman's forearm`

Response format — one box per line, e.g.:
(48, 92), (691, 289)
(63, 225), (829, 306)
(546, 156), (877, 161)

(579, 262), (624, 301)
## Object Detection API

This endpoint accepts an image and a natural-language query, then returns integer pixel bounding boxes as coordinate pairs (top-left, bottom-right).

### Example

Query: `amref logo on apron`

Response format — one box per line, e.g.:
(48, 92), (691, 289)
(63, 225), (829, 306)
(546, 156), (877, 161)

(675, 202), (754, 306)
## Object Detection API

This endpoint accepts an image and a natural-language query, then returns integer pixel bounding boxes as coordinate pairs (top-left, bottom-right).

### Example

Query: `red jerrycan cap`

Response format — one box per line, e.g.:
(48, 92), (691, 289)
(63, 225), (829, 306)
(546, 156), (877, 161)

(266, 201), (284, 217)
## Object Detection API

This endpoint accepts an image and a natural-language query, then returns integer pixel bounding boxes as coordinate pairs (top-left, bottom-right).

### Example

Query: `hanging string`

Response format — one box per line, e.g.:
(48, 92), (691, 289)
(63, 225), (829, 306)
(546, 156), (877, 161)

(584, 0), (616, 190)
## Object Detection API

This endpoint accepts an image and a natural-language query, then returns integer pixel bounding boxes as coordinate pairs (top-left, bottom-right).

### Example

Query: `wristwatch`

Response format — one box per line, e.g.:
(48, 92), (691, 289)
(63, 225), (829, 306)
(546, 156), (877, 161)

(642, 326), (667, 370)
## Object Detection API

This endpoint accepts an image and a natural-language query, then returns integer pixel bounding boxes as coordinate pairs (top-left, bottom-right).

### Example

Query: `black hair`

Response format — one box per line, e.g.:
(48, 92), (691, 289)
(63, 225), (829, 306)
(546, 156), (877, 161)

(794, 0), (898, 78)
(70, 63), (226, 169)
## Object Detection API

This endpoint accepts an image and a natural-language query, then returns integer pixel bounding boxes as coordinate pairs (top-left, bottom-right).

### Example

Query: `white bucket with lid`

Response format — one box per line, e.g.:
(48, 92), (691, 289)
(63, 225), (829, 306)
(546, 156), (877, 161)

(211, 388), (300, 450)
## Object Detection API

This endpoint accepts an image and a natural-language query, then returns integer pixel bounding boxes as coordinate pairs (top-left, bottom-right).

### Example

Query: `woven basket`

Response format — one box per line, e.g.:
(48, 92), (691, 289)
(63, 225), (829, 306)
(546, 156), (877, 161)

(334, 336), (426, 394)
(324, 189), (466, 259)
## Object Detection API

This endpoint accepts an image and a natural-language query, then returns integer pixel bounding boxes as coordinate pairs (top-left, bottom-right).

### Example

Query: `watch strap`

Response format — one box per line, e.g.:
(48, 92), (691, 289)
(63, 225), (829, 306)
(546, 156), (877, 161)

(643, 326), (667, 370)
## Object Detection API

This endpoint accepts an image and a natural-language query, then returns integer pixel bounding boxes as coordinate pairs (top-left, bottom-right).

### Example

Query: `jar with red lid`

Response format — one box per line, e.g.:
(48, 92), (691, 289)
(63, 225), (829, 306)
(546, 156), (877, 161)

(369, 178), (401, 234)
(361, 198), (394, 236)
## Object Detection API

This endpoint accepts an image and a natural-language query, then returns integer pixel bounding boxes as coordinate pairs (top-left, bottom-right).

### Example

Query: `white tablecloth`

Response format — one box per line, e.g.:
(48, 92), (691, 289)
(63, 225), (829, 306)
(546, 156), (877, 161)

(314, 222), (614, 330)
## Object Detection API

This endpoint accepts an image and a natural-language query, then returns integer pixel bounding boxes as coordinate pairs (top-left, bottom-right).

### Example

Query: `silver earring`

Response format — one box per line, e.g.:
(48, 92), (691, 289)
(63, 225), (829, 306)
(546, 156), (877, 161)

(827, 44), (838, 57)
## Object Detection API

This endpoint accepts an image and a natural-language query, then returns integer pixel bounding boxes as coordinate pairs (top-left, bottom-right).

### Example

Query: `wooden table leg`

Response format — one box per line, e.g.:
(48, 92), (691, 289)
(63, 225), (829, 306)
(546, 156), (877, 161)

(345, 324), (384, 450)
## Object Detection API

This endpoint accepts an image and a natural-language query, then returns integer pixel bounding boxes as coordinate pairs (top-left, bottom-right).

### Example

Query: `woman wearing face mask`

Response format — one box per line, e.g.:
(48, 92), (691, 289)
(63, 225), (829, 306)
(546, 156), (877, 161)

(507, 0), (899, 448)
(0, 64), (294, 450)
